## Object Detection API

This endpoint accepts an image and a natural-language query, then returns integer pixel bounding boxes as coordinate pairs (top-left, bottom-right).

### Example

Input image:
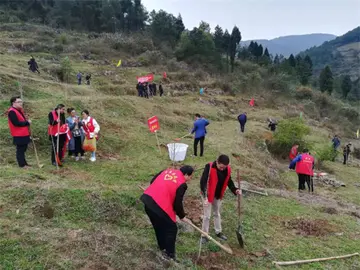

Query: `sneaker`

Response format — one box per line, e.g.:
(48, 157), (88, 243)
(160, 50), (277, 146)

(89, 157), (96, 162)
(201, 236), (208, 244)
(216, 232), (228, 241)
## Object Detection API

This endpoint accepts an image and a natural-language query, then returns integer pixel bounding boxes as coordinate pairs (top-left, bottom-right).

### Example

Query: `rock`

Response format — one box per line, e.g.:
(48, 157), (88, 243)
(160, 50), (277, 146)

(176, 217), (194, 232)
(264, 234), (271, 238)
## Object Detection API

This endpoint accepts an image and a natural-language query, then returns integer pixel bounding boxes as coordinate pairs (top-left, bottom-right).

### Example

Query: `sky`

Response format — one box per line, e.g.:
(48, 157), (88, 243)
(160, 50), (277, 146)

(141, 0), (360, 40)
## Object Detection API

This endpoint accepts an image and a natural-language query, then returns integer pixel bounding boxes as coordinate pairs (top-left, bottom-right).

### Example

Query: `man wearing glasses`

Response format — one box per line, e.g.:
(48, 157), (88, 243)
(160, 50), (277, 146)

(7, 96), (32, 168)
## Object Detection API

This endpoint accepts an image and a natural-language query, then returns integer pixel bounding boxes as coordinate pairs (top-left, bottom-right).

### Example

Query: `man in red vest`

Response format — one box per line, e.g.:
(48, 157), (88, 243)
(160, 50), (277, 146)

(7, 96), (31, 168)
(48, 104), (66, 166)
(289, 149), (314, 192)
(140, 166), (194, 263)
(200, 155), (241, 244)
(289, 144), (299, 161)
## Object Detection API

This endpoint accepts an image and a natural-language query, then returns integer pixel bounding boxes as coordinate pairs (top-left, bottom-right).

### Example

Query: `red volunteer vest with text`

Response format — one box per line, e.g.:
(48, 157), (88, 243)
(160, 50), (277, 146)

(48, 110), (59, 136)
(295, 153), (314, 176)
(82, 117), (98, 140)
(144, 169), (186, 222)
(8, 107), (30, 137)
(289, 146), (298, 160)
(207, 162), (232, 203)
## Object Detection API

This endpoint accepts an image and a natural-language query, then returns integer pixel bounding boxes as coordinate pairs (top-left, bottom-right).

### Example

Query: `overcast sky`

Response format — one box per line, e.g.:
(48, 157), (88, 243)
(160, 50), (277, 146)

(141, 0), (360, 40)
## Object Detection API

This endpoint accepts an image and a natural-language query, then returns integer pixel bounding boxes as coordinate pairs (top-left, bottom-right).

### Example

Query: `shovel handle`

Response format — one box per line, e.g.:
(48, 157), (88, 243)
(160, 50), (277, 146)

(237, 169), (241, 218)
(184, 219), (233, 254)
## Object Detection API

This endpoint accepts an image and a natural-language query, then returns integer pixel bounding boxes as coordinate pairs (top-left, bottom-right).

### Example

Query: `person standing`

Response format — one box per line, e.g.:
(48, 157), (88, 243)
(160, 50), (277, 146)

(200, 155), (241, 243)
(237, 112), (247, 133)
(7, 96), (31, 168)
(140, 166), (194, 262)
(81, 110), (100, 162)
(268, 119), (277, 132)
(332, 135), (340, 150)
(66, 108), (84, 161)
(289, 144), (299, 161)
(289, 149), (314, 191)
(77, 72), (82, 85)
(85, 74), (91, 85)
(159, 84), (164, 97)
(48, 104), (66, 166)
(343, 143), (352, 165)
(191, 113), (209, 157)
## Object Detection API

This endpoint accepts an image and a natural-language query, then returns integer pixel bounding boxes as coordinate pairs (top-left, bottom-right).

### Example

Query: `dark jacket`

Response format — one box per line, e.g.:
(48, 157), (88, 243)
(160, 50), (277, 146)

(191, 118), (210, 139)
(238, 114), (247, 124)
(141, 170), (187, 221)
(8, 108), (30, 145)
(200, 162), (238, 199)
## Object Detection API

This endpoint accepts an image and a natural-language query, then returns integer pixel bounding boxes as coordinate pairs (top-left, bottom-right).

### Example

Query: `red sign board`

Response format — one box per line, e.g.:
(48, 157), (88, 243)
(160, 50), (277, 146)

(137, 74), (154, 83)
(147, 116), (160, 133)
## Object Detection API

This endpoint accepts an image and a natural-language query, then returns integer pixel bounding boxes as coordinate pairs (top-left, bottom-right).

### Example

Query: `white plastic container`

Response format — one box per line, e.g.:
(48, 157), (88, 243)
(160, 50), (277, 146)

(167, 143), (189, 162)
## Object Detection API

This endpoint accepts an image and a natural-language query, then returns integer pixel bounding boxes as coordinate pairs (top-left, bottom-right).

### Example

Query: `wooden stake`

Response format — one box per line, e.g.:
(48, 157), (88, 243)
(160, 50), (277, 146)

(273, 252), (359, 266)
(155, 130), (161, 153)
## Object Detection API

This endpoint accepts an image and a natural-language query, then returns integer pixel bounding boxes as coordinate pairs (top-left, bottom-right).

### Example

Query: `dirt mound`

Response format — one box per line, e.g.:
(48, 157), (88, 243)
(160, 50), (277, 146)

(320, 207), (338, 215)
(184, 196), (203, 226)
(195, 253), (236, 270)
(284, 217), (338, 236)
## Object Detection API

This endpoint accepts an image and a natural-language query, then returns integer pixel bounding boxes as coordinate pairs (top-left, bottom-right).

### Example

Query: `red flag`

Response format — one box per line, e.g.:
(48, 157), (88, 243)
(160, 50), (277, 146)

(163, 72), (167, 79)
(249, 98), (255, 107)
(136, 74), (154, 83)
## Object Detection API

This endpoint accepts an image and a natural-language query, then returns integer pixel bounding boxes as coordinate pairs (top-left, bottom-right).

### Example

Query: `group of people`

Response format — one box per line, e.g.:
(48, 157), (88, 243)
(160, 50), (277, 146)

(332, 135), (352, 165)
(140, 154), (240, 263)
(7, 96), (100, 168)
(237, 112), (277, 133)
(136, 82), (164, 98)
(77, 72), (91, 85)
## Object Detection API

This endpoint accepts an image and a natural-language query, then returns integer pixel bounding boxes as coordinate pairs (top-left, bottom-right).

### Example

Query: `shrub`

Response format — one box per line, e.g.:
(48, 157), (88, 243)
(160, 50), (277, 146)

(55, 33), (68, 45)
(315, 144), (338, 162)
(58, 57), (74, 83)
(137, 50), (165, 67)
(267, 118), (311, 158)
(295, 86), (313, 100)
(338, 107), (359, 122)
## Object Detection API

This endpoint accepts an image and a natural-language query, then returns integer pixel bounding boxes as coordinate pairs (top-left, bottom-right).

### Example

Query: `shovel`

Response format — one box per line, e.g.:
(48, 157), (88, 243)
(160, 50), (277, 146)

(236, 169), (245, 248)
(29, 130), (44, 169)
(174, 133), (191, 141)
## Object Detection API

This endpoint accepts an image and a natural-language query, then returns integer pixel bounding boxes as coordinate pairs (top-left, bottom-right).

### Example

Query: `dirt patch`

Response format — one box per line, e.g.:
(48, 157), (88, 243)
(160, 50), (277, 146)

(320, 207), (338, 215)
(32, 201), (55, 219)
(284, 217), (338, 236)
(194, 253), (237, 270)
(184, 196), (203, 226)
(50, 167), (93, 182)
(232, 153), (241, 161)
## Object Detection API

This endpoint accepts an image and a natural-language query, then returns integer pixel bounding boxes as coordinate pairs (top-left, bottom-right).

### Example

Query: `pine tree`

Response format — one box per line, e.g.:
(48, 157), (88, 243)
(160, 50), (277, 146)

(273, 54), (280, 65)
(319, 66), (334, 94)
(341, 75), (352, 98)
(222, 30), (231, 71)
(213, 25), (224, 52)
(288, 54), (296, 67)
(229, 26), (241, 72)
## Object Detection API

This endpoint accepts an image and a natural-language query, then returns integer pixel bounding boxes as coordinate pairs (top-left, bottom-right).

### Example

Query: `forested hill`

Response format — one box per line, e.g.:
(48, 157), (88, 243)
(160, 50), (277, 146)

(241, 33), (336, 57)
(301, 27), (360, 79)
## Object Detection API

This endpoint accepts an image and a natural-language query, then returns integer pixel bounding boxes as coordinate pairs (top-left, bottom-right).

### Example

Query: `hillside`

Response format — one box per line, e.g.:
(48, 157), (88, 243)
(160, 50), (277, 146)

(301, 27), (360, 79)
(241, 33), (336, 57)
(1, 23), (360, 270)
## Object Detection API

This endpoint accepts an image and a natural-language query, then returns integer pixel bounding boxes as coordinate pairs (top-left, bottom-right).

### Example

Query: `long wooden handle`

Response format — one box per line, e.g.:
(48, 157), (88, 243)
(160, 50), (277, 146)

(273, 252), (359, 266)
(237, 169), (241, 218)
(184, 219), (233, 254)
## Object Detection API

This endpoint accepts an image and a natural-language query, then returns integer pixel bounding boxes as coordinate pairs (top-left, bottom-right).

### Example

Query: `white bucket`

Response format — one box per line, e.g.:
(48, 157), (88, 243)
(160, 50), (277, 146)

(167, 143), (189, 162)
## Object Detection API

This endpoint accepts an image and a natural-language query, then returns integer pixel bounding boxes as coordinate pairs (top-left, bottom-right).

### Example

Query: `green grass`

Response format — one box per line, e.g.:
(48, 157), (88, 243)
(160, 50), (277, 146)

(0, 24), (359, 270)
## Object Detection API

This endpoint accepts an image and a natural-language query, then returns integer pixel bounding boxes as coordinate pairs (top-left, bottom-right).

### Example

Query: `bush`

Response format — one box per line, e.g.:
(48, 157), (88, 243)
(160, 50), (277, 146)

(137, 50), (165, 66)
(267, 118), (311, 158)
(315, 144), (338, 162)
(338, 107), (359, 122)
(55, 33), (68, 45)
(295, 86), (313, 100)
(58, 57), (74, 83)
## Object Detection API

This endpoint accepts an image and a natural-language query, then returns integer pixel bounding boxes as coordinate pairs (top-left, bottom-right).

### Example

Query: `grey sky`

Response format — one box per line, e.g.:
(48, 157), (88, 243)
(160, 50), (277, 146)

(142, 0), (360, 40)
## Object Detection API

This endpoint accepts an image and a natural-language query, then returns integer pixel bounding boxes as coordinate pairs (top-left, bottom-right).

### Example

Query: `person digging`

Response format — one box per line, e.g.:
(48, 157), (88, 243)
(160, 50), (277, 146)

(140, 166), (194, 263)
(200, 154), (241, 244)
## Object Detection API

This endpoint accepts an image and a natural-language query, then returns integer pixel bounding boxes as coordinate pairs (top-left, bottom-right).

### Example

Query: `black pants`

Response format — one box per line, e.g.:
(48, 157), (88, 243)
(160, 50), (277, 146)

(51, 134), (66, 163)
(194, 136), (205, 156)
(343, 154), (349, 164)
(160, 90), (163, 97)
(145, 206), (177, 258)
(298, 174), (312, 191)
(240, 123), (245, 133)
(74, 136), (84, 157)
(16, 144), (28, 167)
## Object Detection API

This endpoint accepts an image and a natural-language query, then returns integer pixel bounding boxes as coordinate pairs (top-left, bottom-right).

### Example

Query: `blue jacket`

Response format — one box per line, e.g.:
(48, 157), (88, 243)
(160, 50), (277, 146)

(238, 114), (247, 124)
(332, 137), (340, 149)
(66, 116), (84, 151)
(191, 118), (209, 139)
(289, 154), (314, 170)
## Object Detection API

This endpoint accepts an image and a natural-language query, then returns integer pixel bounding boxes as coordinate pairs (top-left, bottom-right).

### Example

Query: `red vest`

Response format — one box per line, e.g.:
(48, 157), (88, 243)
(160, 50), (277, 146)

(207, 162), (232, 203)
(82, 117), (98, 140)
(8, 107), (30, 137)
(289, 146), (298, 160)
(144, 169), (186, 222)
(48, 110), (59, 136)
(296, 153), (314, 176)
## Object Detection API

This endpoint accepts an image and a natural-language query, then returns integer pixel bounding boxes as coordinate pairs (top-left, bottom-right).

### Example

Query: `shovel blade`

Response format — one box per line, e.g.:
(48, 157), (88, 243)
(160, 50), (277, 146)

(236, 226), (245, 248)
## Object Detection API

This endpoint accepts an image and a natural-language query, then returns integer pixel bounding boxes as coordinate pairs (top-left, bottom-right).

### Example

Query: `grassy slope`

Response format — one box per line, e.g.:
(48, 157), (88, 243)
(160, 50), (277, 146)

(0, 25), (360, 270)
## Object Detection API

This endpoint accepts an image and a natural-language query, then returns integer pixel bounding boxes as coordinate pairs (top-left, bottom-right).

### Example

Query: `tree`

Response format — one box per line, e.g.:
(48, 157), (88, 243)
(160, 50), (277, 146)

(319, 66), (333, 94)
(273, 54), (280, 65)
(229, 26), (241, 72)
(288, 54), (296, 67)
(341, 75), (352, 98)
(213, 25), (224, 52)
(222, 30), (231, 70)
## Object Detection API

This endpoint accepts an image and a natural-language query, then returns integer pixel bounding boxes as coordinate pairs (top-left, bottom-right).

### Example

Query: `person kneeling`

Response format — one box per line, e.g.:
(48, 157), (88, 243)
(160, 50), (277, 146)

(140, 166), (194, 263)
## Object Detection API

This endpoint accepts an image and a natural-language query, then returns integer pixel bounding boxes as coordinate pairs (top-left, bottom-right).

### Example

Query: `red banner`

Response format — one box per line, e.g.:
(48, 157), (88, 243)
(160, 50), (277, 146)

(147, 116), (160, 133)
(249, 98), (255, 107)
(163, 72), (167, 79)
(137, 74), (154, 83)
